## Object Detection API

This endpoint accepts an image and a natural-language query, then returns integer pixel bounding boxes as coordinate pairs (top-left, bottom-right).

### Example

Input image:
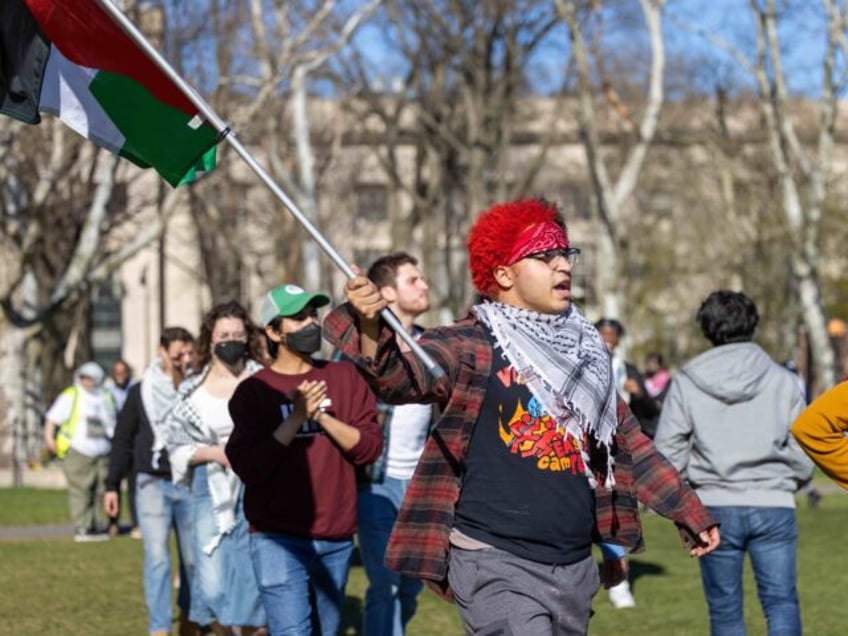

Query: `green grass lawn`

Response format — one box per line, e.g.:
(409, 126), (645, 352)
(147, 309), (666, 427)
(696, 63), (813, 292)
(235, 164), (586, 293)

(1, 488), (846, 635)
(0, 487), (70, 525)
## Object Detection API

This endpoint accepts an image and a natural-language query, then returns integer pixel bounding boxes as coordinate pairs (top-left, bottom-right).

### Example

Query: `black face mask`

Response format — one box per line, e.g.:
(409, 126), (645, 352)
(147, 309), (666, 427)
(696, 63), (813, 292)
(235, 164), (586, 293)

(214, 340), (247, 365)
(285, 322), (322, 355)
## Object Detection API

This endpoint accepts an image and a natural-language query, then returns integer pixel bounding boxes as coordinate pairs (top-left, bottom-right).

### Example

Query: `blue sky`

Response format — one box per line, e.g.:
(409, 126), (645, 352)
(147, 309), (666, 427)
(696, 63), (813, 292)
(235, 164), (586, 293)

(349, 0), (838, 100)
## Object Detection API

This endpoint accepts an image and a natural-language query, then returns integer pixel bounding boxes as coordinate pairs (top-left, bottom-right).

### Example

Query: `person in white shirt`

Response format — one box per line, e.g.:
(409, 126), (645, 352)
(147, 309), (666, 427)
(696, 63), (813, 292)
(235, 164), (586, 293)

(165, 301), (266, 634)
(356, 252), (435, 636)
(43, 361), (117, 542)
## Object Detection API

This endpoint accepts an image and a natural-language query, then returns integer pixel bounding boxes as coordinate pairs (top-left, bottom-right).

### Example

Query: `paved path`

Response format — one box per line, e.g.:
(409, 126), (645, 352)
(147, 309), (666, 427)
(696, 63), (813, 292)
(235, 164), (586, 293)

(0, 467), (121, 541)
(0, 523), (75, 541)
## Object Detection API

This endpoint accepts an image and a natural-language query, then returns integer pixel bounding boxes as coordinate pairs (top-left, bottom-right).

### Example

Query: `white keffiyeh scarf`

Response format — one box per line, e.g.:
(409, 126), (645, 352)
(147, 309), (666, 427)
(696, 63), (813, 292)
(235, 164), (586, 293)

(473, 301), (618, 488)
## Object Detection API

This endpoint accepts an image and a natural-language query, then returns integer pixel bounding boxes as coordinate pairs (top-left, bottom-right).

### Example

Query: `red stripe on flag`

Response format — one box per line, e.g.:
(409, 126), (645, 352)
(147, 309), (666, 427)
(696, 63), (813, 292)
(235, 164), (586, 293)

(24, 0), (197, 117)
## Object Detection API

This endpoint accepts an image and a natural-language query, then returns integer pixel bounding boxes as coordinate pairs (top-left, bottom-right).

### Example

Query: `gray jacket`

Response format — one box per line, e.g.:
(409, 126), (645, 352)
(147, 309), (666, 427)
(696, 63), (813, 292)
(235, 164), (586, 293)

(654, 342), (814, 508)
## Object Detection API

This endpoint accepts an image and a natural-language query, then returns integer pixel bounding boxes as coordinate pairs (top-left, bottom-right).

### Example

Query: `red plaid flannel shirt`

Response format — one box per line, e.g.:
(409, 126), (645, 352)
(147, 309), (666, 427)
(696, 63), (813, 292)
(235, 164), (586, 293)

(324, 304), (715, 601)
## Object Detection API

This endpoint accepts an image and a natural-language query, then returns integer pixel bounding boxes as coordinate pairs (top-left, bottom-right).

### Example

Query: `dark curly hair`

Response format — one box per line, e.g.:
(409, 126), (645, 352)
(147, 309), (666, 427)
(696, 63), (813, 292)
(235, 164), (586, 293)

(467, 199), (568, 295)
(195, 300), (264, 370)
(696, 290), (759, 346)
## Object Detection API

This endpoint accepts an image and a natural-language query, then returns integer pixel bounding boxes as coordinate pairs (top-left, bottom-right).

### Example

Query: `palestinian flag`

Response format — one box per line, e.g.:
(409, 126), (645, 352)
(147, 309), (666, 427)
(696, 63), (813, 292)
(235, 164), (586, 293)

(0, 0), (220, 187)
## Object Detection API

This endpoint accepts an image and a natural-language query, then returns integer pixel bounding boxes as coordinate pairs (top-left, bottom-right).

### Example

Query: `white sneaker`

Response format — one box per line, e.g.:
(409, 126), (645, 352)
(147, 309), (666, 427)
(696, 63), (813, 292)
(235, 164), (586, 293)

(608, 580), (636, 609)
(74, 529), (110, 543)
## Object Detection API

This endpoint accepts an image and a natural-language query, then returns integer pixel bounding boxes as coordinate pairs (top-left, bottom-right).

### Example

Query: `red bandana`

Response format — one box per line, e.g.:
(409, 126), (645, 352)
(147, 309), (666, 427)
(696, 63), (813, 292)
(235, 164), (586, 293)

(505, 222), (569, 265)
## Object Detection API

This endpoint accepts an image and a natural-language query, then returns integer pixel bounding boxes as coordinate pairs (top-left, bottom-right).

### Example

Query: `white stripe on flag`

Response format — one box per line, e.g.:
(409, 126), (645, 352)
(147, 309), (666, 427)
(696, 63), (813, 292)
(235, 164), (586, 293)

(39, 48), (126, 155)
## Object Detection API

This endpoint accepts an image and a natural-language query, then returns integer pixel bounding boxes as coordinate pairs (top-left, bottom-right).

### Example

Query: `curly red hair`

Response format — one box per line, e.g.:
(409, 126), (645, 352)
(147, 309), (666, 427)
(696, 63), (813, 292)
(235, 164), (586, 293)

(467, 199), (568, 295)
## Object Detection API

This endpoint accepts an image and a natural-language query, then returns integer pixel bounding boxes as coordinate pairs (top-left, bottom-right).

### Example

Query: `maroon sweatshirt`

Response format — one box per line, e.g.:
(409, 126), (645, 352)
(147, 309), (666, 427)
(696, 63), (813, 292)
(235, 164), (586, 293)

(226, 360), (382, 540)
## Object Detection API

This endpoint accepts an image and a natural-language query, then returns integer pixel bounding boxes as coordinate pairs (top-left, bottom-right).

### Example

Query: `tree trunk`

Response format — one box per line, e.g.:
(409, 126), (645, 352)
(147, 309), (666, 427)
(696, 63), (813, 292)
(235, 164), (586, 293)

(794, 259), (835, 391)
(292, 65), (322, 291)
(0, 269), (40, 484)
(560, 0), (666, 321)
(748, 0), (837, 390)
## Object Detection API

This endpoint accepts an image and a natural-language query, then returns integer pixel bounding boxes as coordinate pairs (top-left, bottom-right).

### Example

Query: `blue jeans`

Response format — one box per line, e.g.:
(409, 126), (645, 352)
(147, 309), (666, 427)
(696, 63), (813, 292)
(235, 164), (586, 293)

(357, 476), (422, 635)
(699, 506), (801, 636)
(191, 465), (265, 627)
(249, 532), (353, 636)
(135, 473), (200, 633)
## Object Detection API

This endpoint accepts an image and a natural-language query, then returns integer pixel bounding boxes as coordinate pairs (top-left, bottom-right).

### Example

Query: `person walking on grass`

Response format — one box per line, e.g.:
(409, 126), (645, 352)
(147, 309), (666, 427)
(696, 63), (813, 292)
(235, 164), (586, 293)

(356, 253), (435, 636)
(792, 380), (848, 491)
(594, 317), (664, 610)
(166, 301), (267, 635)
(104, 327), (207, 636)
(226, 283), (383, 636)
(326, 198), (720, 635)
(655, 290), (814, 636)
(104, 358), (140, 537)
(44, 361), (117, 542)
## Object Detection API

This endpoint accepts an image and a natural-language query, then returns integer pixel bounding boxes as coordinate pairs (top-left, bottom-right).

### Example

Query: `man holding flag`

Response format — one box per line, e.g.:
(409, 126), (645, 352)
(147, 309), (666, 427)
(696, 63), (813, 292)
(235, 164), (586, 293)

(326, 198), (721, 634)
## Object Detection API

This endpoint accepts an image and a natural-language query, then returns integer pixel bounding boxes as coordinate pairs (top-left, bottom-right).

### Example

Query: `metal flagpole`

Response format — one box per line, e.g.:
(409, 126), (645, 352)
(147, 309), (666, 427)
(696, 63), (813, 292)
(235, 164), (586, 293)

(96, 0), (445, 379)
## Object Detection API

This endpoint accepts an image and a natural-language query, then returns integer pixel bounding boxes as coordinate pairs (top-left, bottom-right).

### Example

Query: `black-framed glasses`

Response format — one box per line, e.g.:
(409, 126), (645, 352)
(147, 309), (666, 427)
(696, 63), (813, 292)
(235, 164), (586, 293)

(524, 247), (581, 267)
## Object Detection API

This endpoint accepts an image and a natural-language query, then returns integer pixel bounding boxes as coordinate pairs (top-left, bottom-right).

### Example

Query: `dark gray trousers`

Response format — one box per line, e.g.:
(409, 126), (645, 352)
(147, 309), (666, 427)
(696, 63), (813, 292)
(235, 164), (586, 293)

(448, 546), (600, 636)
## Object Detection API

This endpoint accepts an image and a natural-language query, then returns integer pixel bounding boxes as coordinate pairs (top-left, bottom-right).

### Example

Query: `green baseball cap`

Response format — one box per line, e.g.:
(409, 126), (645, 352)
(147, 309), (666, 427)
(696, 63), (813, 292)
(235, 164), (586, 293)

(258, 284), (330, 326)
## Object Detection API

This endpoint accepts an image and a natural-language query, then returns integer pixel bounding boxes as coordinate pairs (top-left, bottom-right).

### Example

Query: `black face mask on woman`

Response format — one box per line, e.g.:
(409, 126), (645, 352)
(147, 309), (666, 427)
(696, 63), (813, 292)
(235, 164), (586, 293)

(285, 322), (322, 355)
(214, 340), (247, 365)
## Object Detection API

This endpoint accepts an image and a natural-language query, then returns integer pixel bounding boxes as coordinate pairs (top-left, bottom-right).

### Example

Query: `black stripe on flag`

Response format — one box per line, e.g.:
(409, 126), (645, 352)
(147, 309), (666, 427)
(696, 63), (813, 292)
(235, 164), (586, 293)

(0, 0), (50, 125)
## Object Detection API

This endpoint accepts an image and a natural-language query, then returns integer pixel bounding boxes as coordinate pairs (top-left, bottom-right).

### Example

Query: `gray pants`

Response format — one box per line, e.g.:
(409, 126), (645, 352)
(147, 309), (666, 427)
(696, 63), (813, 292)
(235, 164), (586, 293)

(62, 448), (109, 532)
(448, 546), (600, 636)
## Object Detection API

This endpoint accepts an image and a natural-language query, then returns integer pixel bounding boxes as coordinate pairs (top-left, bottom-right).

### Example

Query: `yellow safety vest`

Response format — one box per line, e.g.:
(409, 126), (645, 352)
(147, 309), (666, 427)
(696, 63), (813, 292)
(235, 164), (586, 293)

(54, 387), (115, 459)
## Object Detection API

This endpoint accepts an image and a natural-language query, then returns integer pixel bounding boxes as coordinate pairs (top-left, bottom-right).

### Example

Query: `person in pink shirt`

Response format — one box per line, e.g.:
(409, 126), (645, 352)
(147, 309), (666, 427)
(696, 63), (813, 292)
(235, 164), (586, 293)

(644, 353), (671, 400)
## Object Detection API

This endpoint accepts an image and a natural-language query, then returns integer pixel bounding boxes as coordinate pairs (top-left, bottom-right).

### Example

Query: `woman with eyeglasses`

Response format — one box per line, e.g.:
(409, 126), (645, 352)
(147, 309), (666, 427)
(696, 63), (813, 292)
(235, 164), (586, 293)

(165, 301), (266, 635)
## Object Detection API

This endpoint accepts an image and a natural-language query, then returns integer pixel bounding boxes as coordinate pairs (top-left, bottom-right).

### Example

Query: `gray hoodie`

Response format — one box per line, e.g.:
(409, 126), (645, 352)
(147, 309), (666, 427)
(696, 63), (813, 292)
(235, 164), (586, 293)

(654, 342), (813, 508)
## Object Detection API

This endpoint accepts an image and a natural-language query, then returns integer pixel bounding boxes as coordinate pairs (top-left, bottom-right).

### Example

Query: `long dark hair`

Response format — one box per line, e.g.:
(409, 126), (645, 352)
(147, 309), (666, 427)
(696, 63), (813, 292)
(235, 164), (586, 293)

(195, 300), (263, 370)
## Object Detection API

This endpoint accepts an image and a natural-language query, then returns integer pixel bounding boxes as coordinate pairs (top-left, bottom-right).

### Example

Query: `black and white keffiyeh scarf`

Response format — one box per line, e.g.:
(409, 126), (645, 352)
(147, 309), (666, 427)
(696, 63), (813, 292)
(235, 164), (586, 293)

(164, 360), (263, 554)
(473, 301), (618, 488)
(141, 360), (179, 469)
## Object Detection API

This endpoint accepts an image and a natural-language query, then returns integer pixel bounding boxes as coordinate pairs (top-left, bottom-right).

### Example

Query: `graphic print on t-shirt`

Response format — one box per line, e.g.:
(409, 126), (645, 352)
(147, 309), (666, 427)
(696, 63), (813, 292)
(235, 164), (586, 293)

(453, 338), (596, 565)
(86, 415), (106, 440)
(279, 403), (323, 437)
(495, 365), (585, 475)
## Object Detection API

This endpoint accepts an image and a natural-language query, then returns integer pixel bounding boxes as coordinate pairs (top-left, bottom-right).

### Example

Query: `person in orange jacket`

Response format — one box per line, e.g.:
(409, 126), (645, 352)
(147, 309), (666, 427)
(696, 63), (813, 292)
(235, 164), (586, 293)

(791, 381), (848, 490)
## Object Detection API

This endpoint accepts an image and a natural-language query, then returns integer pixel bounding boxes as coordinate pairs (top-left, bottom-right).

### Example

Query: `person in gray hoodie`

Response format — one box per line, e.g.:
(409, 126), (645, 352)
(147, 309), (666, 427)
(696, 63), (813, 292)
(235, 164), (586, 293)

(655, 290), (813, 636)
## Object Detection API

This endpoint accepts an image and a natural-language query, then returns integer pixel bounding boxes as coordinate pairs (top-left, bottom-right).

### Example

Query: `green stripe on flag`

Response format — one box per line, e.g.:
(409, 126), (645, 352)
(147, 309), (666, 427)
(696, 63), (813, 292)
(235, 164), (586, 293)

(89, 70), (219, 187)
(178, 147), (217, 186)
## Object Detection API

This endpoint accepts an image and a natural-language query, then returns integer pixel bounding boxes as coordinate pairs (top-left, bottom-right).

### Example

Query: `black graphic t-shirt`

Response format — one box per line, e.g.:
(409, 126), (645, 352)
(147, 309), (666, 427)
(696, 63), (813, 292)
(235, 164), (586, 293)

(453, 333), (596, 565)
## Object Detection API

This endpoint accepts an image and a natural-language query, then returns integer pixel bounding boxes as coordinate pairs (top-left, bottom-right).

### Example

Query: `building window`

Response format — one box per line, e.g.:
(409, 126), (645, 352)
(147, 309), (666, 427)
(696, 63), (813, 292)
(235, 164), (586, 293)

(355, 185), (388, 223)
(90, 277), (123, 370)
